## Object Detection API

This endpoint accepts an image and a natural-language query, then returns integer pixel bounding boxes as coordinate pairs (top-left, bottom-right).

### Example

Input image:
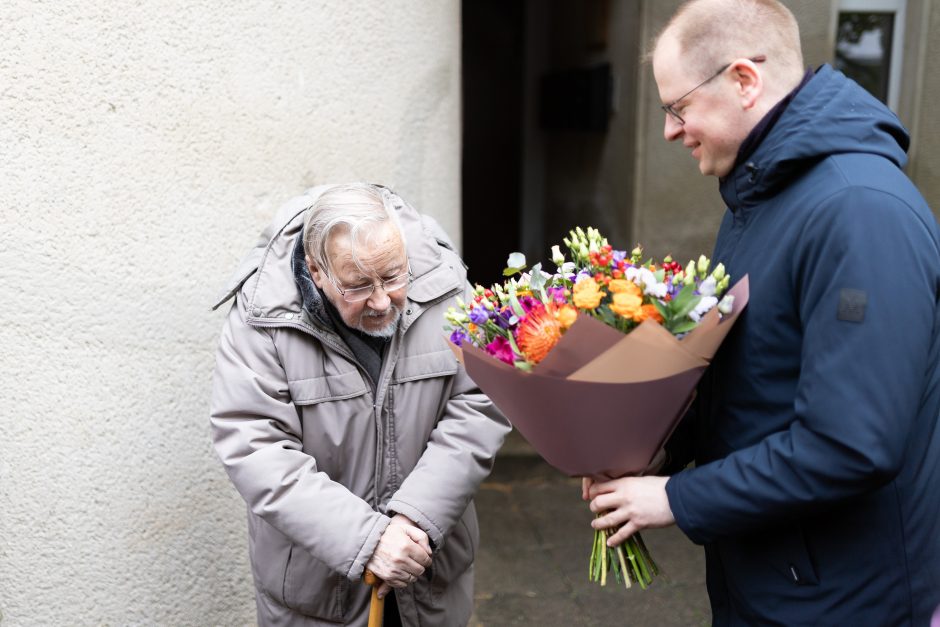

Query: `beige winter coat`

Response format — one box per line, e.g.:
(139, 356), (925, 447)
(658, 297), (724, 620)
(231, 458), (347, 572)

(210, 187), (509, 626)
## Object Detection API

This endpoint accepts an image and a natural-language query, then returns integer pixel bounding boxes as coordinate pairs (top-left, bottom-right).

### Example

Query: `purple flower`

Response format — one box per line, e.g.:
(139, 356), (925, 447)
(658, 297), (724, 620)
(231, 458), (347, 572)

(518, 296), (541, 313)
(449, 329), (468, 346)
(469, 305), (490, 325)
(485, 335), (515, 365)
(494, 308), (514, 329)
(612, 249), (626, 264)
(546, 286), (568, 304)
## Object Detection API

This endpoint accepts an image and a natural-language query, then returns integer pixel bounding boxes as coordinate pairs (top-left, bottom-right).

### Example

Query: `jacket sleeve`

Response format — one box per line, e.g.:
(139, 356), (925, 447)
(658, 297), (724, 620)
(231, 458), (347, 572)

(666, 187), (939, 544)
(385, 360), (510, 549)
(210, 299), (390, 580)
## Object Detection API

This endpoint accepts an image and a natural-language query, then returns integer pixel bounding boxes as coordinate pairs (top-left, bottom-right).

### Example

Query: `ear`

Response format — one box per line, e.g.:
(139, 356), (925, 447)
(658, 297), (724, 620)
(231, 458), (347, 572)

(730, 58), (762, 111)
(306, 254), (325, 289)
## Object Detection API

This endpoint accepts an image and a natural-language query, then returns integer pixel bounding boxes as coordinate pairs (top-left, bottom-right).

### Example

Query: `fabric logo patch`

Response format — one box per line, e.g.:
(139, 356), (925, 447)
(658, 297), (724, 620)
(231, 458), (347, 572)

(837, 288), (867, 323)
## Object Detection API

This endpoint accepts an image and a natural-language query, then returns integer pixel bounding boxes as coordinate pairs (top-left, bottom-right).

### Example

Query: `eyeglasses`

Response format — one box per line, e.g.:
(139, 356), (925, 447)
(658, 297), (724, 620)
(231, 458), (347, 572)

(661, 55), (766, 125)
(326, 267), (412, 302)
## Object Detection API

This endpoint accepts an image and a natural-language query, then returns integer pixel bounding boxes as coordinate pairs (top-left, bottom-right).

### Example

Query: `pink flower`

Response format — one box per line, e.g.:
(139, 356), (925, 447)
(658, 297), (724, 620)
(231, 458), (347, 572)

(485, 335), (515, 365)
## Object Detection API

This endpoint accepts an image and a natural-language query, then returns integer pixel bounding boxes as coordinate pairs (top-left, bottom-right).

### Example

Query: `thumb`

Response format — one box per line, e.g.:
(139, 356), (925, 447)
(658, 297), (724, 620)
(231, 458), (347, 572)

(402, 524), (432, 554)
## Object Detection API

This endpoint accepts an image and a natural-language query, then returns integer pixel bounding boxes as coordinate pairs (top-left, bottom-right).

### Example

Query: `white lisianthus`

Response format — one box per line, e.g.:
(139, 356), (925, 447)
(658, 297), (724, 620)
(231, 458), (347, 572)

(698, 275), (717, 297)
(689, 295), (719, 322)
(718, 294), (735, 315)
(551, 245), (566, 267)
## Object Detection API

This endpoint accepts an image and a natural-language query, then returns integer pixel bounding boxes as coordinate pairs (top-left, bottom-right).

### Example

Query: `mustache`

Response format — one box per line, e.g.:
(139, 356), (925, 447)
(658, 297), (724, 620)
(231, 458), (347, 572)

(364, 304), (400, 318)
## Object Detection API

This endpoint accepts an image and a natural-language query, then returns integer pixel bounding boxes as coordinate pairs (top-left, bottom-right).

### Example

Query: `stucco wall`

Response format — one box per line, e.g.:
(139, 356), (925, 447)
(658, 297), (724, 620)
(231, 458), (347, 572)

(633, 1), (841, 263)
(0, 2), (460, 624)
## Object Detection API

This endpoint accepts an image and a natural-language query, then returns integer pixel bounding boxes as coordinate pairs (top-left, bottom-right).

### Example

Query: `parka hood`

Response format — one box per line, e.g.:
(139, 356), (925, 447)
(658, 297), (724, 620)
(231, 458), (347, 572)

(720, 65), (910, 211)
(212, 184), (464, 327)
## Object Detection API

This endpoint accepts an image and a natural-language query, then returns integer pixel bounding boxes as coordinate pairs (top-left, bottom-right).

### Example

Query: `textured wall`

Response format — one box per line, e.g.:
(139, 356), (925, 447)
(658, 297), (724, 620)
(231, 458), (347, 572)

(0, 2), (460, 624)
(632, 1), (838, 263)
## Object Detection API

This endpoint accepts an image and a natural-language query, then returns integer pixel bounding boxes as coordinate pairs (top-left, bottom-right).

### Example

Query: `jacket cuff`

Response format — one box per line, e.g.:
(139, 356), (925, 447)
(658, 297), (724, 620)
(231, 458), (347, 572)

(385, 498), (445, 550)
(665, 472), (707, 545)
(347, 514), (391, 581)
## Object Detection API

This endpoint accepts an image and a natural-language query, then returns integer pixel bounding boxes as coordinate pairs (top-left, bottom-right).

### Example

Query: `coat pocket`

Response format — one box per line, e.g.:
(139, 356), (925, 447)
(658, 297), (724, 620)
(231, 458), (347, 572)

(392, 349), (460, 383)
(759, 524), (820, 586)
(282, 544), (349, 621)
(288, 371), (369, 405)
(429, 503), (479, 598)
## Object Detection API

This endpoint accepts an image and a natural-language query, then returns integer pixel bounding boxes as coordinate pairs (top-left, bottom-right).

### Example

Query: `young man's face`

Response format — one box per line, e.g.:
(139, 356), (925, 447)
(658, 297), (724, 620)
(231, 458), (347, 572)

(310, 221), (409, 338)
(653, 34), (750, 178)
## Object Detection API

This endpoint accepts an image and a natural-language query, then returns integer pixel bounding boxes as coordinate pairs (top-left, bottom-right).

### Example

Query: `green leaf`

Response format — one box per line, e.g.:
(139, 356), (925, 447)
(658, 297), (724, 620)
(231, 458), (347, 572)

(668, 318), (699, 334)
(668, 285), (701, 320)
(507, 284), (526, 318)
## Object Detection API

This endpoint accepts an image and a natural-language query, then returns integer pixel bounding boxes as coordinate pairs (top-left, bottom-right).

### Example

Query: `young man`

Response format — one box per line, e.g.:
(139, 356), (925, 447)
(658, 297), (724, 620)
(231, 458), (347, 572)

(211, 183), (510, 626)
(586, 1), (940, 623)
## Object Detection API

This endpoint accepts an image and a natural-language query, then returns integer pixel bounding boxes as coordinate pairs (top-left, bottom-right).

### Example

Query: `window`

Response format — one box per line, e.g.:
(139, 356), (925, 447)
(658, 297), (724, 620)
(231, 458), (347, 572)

(835, 0), (906, 111)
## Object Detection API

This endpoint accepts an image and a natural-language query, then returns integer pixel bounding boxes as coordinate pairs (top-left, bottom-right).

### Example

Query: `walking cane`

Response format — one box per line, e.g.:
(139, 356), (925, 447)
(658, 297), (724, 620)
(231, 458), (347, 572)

(364, 570), (384, 627)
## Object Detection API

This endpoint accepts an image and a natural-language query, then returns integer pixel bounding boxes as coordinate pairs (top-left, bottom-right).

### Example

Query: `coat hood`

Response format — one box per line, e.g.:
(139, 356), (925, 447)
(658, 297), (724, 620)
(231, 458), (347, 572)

(720, 65), (911, 210)
(212, 185), (463, 326)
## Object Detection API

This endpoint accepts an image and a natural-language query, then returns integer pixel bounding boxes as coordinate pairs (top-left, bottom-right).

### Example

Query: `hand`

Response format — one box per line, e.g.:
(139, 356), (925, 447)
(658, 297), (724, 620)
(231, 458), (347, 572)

(581, 449), (667, 501)
(588, 476), (675, 547)
(366, 514), (433, 598)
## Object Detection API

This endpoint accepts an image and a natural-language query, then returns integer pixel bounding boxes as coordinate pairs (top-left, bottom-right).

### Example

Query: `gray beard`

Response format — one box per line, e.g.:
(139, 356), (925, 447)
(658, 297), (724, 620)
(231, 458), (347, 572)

(357, 305), (402, 338)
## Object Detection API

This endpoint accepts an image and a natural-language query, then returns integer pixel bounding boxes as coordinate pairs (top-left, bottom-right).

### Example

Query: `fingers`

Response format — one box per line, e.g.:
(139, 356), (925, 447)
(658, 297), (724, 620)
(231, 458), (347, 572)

(376, 582), (392, 599)
(401, 524), (432, 559)
(606, 521), (638, 547)
(589, 492), (622, 515)
(581, 477), (594, 501)
(587, 478), (621, 499)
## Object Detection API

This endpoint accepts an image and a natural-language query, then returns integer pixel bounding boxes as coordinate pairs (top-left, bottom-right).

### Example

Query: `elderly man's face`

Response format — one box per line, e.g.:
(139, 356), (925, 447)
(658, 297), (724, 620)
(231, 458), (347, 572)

(653, 33), (750, 178)
(309, 222), (409, 338)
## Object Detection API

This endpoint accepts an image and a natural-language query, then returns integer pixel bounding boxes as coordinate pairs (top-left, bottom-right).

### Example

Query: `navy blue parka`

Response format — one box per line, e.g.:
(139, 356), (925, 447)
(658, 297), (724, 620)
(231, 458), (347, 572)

(664, 65), (940, 625)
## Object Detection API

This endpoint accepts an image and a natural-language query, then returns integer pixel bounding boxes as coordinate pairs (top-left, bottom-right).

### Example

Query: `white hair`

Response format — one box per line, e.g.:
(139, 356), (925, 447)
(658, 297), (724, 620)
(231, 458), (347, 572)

(302, 183), (404, 276)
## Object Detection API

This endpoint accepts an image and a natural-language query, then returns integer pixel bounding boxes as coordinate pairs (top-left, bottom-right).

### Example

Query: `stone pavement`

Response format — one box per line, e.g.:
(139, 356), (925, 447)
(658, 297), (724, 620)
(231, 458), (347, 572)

(470, 433), (711, 626)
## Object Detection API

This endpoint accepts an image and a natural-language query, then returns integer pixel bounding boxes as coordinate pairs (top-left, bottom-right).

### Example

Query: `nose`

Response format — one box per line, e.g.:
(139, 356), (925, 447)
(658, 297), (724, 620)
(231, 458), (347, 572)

(366, 285), (391, 311)
(664, 114), (683, 141)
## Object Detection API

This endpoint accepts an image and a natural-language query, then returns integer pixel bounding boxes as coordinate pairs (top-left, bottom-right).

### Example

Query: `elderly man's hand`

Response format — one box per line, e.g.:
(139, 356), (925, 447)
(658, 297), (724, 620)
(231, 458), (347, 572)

(587, 476), (675, 547)
(366, 514), (433, 598)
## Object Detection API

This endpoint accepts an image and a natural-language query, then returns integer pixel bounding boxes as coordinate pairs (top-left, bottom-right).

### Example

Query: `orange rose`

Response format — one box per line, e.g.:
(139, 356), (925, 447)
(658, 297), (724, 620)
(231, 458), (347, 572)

(553, 303), (578, 329)
(633, 303), (664, 324)
(572, 277), (604, 310)
(609, 290), (643, 319)
(608, 279), (642, 298)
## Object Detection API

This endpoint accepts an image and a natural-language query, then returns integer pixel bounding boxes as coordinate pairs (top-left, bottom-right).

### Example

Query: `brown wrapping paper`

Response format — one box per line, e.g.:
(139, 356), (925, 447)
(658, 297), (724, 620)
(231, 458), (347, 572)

(451, 276), (749, 478)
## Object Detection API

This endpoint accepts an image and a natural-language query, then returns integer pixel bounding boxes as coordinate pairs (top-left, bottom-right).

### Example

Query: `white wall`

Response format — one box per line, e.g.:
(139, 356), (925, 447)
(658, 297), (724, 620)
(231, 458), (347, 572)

(0, 2), (461, 624)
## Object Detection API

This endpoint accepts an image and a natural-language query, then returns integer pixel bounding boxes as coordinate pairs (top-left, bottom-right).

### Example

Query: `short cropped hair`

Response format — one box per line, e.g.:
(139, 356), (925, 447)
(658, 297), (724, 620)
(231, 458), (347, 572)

(303, 183), (404, 276)
(652, 0), (803, 82)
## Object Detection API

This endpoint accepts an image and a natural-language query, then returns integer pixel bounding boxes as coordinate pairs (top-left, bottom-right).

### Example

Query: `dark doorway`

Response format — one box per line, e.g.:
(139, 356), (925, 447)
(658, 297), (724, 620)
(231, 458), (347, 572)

(461, 0), (525, 287)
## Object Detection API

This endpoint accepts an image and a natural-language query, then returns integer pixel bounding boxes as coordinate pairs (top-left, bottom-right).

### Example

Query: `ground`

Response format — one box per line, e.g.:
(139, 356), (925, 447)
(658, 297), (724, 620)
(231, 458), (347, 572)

(470, 432), (711, 626)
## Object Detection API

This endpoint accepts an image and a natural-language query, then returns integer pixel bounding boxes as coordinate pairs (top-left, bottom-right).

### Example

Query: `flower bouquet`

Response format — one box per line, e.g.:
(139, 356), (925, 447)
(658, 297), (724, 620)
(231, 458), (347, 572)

(444, 227), (748, 589)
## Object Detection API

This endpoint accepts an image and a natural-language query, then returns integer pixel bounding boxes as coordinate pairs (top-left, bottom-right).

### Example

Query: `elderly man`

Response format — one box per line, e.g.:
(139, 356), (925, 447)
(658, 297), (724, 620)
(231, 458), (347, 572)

(210, 183), (509, 626)
(586, 0), (940, 624)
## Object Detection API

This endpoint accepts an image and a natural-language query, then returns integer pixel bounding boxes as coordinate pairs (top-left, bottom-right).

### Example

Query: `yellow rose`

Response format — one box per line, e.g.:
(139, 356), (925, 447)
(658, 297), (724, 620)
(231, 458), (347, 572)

(572, 278), (604, 310)
(609, 291), (642, 319)
(554, 304), (578, 329)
